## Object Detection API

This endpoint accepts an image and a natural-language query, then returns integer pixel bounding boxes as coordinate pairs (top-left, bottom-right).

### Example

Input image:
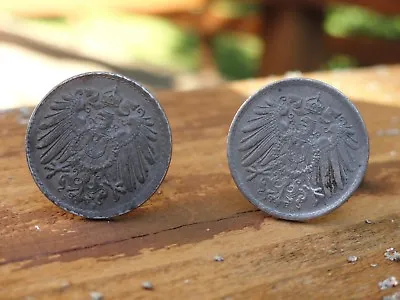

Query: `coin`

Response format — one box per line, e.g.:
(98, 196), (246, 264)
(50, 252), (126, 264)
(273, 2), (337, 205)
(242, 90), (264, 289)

(227, 78), (369, 221)
(26, 72), (172, 219)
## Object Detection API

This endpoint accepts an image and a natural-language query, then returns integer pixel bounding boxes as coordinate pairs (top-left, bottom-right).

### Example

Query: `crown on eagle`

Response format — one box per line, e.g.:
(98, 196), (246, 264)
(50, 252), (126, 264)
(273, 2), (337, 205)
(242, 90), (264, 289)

(305, 93), (324, 114)
(102, 86), (122, 107)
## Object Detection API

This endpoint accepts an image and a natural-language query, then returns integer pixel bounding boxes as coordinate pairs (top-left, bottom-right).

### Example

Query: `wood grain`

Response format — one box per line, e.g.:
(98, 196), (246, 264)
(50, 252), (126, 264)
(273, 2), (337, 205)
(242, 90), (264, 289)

(1, 65), (400, 299)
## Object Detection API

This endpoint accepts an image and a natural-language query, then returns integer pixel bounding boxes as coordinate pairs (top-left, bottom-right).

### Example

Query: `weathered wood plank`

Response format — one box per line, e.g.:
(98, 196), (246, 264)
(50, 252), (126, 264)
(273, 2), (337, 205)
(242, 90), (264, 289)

(1, 65), (400, 299)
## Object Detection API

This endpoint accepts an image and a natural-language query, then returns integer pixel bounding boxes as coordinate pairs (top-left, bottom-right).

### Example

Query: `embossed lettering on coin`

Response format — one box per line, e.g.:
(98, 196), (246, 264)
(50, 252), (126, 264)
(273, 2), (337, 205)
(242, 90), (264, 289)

(26, 73), (172, 219)
(227, 78), (369, 221)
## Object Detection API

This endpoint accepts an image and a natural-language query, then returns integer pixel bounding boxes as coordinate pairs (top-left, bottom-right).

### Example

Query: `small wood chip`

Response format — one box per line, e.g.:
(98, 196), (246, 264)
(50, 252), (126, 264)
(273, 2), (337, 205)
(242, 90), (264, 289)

(383, 291), (400, 300)
(59, 280), (71, 290)
(214, 255), (224, 262)
(365, 219), (373, 224)
(142, 281), (154, 290)
(347, 256), (358, 263)
(89, 291), (104, 300)
(379, 276), (398, 290)
(385, 248), (400, 262)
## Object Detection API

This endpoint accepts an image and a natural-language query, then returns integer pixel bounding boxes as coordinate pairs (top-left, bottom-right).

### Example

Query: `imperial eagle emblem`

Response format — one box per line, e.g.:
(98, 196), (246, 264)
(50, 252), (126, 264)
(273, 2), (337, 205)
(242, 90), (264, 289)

(36, 86), (157, 208)
(239, 93), (360, 209)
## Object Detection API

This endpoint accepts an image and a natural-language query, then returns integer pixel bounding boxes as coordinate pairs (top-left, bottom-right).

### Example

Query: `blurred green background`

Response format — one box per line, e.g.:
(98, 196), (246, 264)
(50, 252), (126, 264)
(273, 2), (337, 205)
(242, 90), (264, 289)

(17, 1), (399, 80)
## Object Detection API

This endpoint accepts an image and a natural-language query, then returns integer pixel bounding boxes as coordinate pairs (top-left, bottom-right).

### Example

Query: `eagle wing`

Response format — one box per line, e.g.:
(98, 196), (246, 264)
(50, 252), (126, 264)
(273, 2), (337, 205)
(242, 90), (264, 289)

(114, 116), (157, 192)
(239, 98), (284, 168)
(36, 91), (88, 165)
(311, 120), (359, 197)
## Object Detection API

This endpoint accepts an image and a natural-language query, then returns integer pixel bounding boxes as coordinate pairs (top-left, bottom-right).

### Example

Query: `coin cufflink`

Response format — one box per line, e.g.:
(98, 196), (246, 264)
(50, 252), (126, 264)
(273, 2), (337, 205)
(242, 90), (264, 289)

(26, 72), (172, 219)
(227, 78), (369, 221)
(26, 74), (368, 222)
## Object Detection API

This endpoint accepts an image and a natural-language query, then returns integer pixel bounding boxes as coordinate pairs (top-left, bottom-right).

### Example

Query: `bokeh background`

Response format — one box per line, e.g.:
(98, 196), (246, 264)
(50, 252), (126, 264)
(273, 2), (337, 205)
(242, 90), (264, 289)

(1, 0), (400, 109)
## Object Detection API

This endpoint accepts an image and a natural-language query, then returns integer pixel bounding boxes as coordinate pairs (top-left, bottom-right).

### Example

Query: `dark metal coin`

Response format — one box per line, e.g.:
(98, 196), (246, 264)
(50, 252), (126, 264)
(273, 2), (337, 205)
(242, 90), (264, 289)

(26, 72), (172, 219)
(227, 78), (369, 221)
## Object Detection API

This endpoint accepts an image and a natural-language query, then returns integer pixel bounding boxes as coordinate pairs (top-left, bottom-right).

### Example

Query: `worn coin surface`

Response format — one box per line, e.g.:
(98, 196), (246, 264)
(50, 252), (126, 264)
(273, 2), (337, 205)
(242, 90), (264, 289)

(227, 78), (369, 221)
(26, 72), (172, 219)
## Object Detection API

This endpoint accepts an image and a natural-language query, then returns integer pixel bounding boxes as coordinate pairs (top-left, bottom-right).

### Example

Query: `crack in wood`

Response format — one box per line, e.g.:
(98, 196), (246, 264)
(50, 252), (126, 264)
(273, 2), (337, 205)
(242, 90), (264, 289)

(1, 209), (260, 266)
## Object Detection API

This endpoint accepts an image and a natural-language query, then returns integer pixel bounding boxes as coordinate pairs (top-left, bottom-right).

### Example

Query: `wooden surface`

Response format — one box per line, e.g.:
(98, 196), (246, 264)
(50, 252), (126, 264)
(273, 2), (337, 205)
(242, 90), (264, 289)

(1, 65), (400, 299)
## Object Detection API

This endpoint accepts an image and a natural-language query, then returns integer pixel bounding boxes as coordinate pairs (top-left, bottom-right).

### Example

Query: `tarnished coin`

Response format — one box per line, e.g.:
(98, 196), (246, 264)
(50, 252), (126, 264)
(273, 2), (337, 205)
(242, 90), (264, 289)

(227, 78), (369, 221)
(26, 72), (172, 219)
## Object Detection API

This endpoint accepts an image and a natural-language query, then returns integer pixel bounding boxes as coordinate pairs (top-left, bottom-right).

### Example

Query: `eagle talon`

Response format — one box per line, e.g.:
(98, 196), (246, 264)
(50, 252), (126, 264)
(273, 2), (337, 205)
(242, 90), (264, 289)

(311, 187), (324, 197)
(302, 184), (324, 196)
(103, 181), (126, 202)
(246, 166), (271, 181)
(45, 162), (70, 178)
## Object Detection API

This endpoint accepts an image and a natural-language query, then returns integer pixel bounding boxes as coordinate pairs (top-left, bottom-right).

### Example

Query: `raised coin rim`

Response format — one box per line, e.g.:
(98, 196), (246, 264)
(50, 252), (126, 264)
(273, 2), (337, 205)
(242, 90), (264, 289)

(227, 78), (369, 221)
(25, 72), (172, 219)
